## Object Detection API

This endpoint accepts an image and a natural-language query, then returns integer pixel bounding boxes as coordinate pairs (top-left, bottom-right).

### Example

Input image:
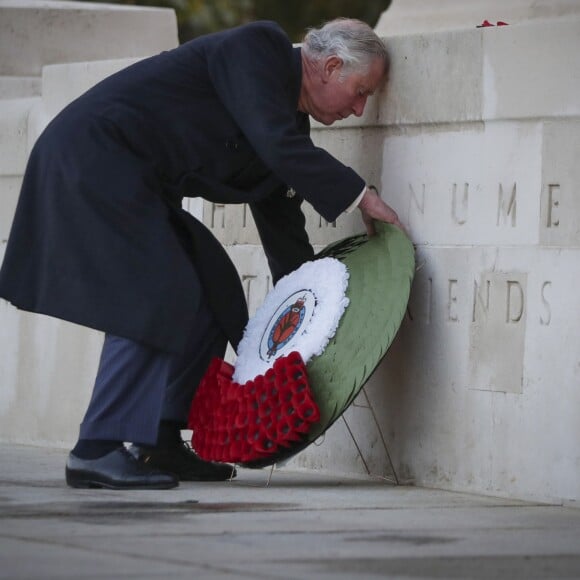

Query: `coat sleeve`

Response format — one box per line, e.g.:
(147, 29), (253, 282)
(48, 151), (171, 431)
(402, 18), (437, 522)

(206, 22), (365, 223)
(249, 187), (315, 284)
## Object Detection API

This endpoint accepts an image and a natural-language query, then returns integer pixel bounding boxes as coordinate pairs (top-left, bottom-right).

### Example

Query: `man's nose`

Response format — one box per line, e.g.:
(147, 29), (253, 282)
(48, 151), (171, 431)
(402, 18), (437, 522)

(352, 96), (367, 117)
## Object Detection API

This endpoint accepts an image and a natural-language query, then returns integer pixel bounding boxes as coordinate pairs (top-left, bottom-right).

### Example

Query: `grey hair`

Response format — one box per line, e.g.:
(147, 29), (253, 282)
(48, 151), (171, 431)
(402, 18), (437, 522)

(302, 18), (389, 78)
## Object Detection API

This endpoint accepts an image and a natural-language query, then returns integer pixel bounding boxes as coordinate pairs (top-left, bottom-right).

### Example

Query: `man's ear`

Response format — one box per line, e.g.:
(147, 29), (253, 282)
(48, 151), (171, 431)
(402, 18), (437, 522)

(322, 56), (343, 82)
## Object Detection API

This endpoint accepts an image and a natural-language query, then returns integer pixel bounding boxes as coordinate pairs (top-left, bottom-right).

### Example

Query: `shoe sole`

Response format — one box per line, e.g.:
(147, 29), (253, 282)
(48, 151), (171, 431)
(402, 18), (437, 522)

(66, 471), (178, 490)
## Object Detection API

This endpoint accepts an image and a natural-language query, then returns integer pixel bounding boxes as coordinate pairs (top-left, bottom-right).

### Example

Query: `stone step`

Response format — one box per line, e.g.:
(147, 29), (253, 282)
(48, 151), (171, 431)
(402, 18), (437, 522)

(0, 0), (178, 77)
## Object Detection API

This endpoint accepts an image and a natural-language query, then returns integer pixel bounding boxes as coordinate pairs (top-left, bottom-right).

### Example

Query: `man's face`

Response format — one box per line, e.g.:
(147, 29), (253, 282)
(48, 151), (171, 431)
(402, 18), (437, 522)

(308, 56), (385, 126)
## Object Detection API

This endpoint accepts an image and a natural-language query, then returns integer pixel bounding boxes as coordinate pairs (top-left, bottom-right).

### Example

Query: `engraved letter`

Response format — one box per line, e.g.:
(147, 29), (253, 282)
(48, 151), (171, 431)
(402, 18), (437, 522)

(448, 279), (459, 322)
(211, 203), (226, 228)
(540, 281), (552, 326)
(497, 183), (517, 227)
(409, 183), (425, 215)
(241, 274), (257, 304)
(452, 182), (469, 225)
(472, 279), (490, 322)
(506, 280), (524, 323)
(242, 204), (249, 228)
(546, 184), (560, 228)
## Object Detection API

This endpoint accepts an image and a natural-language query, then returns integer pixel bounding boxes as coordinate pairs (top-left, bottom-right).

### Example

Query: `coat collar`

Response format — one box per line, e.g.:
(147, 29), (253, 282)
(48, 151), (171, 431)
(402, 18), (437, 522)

(292, 46), (309, 130)
(292, 46), (303, 110)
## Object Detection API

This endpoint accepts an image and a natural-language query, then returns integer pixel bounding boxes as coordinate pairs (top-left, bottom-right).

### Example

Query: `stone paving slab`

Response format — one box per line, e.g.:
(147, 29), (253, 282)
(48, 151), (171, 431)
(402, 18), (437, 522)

(1, 444), (579, 579)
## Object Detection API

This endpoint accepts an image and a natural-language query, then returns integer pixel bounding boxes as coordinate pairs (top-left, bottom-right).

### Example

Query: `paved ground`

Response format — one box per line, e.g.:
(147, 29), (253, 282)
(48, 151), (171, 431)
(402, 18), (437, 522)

(1, 444), (579, 579)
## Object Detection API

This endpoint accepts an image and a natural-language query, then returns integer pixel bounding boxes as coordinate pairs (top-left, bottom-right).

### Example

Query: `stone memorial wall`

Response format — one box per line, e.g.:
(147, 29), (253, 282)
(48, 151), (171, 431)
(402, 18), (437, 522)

(293, 13), (580, 503)
(0, 0), (178, 446)
(0, 0), (578, 504)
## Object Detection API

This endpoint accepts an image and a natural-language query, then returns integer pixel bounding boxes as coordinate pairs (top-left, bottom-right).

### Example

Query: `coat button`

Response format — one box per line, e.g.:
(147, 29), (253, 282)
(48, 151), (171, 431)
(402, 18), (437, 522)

(286, 187), (296, 198)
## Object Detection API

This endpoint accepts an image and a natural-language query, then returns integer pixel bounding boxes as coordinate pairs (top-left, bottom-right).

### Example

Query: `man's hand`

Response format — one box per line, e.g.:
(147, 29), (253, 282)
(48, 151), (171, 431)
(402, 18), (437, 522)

(358, 186), (404, 237)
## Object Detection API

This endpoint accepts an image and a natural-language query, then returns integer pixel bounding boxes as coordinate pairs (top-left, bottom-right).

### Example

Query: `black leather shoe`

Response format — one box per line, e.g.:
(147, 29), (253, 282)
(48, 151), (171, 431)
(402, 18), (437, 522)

(66, 447), (179, 490)
(129, 441), (237, 482)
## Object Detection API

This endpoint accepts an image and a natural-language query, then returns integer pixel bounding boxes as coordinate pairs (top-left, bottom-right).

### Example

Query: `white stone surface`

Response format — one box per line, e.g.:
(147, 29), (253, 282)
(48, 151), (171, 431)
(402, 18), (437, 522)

(382, 121), (544, 246)
(482, 17), (580, 121)
(373, 246), (580, 502)
(0, 176), (22, 260)
(0, 0), (178, 77)
(0, 303), (102, 446)
(0, 98), (37, 176)
(540, 120), (580, 246)
(376, 0), (580, 36)
(381, 29), (483, 125)
(0, 76), (41, 99)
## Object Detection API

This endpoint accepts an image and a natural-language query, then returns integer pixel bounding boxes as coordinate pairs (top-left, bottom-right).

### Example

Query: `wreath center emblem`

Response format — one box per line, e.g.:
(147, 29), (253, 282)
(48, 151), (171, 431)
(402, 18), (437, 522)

(259, 289), (316, 363)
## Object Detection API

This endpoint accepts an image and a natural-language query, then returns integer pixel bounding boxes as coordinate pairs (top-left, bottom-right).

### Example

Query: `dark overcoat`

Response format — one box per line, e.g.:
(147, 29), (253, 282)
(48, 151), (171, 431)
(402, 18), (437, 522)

(0, 21), (365, 354)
